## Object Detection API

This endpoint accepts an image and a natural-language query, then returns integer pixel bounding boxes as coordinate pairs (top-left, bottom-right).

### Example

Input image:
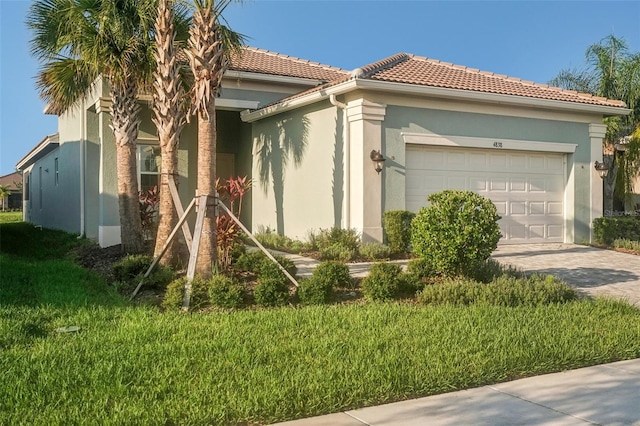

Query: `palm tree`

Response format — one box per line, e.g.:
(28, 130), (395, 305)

(152, 0), (191, 264)
(186, 0), (242, 277)
(28, 0), (156, 253)
(550, 35), (640, 212)
(0, 185), (11, 212)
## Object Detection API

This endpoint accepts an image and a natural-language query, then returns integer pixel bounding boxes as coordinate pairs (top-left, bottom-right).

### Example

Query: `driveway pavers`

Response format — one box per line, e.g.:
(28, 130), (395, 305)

(492, 244), (640, 307)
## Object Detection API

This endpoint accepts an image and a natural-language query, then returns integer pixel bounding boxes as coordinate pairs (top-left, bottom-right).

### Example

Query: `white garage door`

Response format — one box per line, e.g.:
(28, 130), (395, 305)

(406, 145), (565, 244)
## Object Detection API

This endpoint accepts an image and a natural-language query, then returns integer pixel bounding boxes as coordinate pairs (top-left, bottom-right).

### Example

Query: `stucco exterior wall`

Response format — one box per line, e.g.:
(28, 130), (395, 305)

(251, 101), (342, 240)
(382, 105), (596, 242)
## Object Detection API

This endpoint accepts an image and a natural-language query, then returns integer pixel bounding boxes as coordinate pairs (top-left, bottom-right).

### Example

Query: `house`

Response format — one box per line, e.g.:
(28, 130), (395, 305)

(16, 47), (629, 247)
(0, 171), (23, 210)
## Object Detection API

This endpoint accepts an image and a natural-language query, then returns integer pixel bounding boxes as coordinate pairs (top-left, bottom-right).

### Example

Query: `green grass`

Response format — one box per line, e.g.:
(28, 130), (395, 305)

(0, 211), (22, 224)
(2, 223), (640, 425)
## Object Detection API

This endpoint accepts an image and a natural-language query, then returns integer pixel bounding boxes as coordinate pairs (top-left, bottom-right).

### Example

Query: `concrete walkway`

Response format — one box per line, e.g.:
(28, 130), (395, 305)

(492, 244), (640, 307)
(273, 358), (640, 425)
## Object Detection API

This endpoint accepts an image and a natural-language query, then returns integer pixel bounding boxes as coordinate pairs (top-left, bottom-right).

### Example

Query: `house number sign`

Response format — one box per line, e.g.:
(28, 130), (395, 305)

(492, 141), (503, 148)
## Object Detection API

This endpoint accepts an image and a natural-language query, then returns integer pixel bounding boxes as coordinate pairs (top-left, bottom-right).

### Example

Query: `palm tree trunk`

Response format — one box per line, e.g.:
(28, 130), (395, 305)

(194, 102), (217, 276)
(111, 79), (144, 253)
(153, 0), (186, 265)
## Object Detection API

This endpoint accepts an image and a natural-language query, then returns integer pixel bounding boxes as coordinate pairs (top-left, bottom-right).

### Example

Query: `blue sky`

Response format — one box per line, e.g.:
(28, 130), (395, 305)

(1, 0), (639, 176)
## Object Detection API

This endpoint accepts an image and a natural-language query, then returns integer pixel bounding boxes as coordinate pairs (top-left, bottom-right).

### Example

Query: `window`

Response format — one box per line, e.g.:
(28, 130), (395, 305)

(55, 158), (59, 186)
(138, 144), (161, 192)
(25, 173), (30, 202)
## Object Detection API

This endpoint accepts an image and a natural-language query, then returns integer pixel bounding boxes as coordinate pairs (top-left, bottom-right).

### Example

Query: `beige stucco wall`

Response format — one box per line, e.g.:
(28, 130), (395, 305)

(251, 101), (343, 240)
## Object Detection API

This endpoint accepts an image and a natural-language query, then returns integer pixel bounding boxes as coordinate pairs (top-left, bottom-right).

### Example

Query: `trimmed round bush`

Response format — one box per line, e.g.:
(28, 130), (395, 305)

(161, 276), (210, 311)
(254, 276), (290, 307)
(297, 276), (332, 305)
(209, 275), (244, 309)
(411, 190), (502, 276)
(313, 261), (352, 288)
(162, 277), (186, 311)
(113, 254), (153, 282)
(361, 262), (403, 302)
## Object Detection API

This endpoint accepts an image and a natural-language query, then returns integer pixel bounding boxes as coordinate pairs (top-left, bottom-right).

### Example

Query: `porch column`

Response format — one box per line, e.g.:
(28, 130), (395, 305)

(95, 96), (121, 247)
(346, 99), (386, 242)
(589, 123), (607, 243)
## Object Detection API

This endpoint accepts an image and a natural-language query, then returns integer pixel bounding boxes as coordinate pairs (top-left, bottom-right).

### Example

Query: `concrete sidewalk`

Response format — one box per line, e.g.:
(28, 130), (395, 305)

(273, 358), (640, 425)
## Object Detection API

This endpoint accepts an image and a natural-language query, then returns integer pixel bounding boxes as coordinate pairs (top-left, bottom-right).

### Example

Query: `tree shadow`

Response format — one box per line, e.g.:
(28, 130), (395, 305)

(254, 114), (309, 235)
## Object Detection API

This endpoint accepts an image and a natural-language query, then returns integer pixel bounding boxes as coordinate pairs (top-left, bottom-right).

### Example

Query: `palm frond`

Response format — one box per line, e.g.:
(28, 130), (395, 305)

(36, 57), (98, 114)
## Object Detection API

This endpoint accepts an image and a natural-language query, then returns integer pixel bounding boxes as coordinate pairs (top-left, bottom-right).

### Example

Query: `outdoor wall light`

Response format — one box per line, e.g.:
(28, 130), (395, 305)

(370, 150), (386, 174)
(594, 161), (609, 179)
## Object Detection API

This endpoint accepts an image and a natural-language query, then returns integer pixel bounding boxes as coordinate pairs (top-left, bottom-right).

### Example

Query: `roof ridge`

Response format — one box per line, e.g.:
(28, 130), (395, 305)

(355, 53), (411, 78)
(241, 46), (349, 74)
(405, 55), (625, 106)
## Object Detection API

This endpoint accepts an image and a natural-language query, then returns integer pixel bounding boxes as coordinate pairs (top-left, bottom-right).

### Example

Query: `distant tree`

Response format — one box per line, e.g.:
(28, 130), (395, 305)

(550, 35), (640, 211)
(0, 185), (11, 211)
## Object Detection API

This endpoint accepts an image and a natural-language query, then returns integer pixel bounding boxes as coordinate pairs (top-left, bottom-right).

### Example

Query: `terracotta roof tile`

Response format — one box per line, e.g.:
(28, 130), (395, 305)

(228, 47), (348, 82)
(365, 54), (625, 108)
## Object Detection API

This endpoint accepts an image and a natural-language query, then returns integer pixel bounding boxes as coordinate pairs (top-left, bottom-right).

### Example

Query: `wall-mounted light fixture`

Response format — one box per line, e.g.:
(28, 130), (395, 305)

(594, 161), (609, 179)
(370, 150), (386, 174)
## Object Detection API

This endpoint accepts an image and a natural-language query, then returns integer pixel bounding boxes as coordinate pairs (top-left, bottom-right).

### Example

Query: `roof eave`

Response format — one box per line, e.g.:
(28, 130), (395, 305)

(16, 134), (60, 171)
(224, 70), (327, 87)
(241, 78), (630, 122)
(241, 79), (357, 122)
(356, 79), (631, 116)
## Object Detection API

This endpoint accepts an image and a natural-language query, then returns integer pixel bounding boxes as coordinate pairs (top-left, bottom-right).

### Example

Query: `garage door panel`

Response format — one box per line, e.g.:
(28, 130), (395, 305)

(406, 145), (565, 244)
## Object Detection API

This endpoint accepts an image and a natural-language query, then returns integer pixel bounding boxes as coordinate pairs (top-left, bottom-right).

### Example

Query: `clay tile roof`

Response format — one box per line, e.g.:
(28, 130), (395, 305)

(366, 54), (626, 108)
(228, 47), (349, 82)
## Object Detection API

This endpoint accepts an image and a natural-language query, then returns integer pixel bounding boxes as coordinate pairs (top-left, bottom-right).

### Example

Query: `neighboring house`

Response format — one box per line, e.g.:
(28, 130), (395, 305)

(16, 47), (629, 247)
(0, 172), (23, 210)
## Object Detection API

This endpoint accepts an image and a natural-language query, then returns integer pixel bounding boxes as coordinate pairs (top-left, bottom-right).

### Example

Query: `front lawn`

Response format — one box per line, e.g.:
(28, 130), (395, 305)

(2, 222), (640, 425)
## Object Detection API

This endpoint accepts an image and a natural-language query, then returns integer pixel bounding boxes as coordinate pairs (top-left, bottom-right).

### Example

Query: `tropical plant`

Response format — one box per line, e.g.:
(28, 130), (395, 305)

(186, 0), (244, 277)
(550, 34), (640, 211)
(27, 0), (157, 253)
(216, 176), (251, 269)
(152, 0), (191, 264)
(0, 185), (11, 212)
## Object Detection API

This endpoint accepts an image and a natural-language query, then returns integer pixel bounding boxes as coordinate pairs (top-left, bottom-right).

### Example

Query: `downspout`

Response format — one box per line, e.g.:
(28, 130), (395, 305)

(78, 98), (86, 238)
(329, 94), (350, 229)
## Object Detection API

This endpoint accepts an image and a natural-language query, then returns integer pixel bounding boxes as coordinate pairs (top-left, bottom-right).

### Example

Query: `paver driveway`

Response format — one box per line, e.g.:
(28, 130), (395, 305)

(492, 244), (640, 307)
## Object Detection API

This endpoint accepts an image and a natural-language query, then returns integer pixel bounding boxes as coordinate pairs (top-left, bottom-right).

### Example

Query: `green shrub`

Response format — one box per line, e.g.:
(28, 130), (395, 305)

(315, 228), (360, 261)
(467, 258), (522, 283)
(254, 277), (290, 307)
(613, 238), (640, 252)
(254, 226), (295, 250)
(383, 210), (415, 253)
(417, 275), (577, 306)
(313, 261), (352, 288)
(234, 251), (297, 278)
(359, 242), (392, 260)
(162, 278), (186, 311)
(257, 254), (297, 280)
(361, 262), (403, 302)
(161, 277), (210, 311)
(113, 255), (153, 282)
(297, 276), (333, 305)
(234, 250), (265, 273)
(209, 275), (244, 309)
(593, 216), (640, 245)
(320, 244), (356, 262)
(411, 190), (502, 276)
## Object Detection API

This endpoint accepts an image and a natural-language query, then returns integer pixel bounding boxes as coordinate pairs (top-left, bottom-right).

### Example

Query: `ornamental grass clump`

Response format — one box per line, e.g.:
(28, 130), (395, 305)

(411, 190), (502, 277)
(315, 227), (360, 261)
(359, 242), (392, 261)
